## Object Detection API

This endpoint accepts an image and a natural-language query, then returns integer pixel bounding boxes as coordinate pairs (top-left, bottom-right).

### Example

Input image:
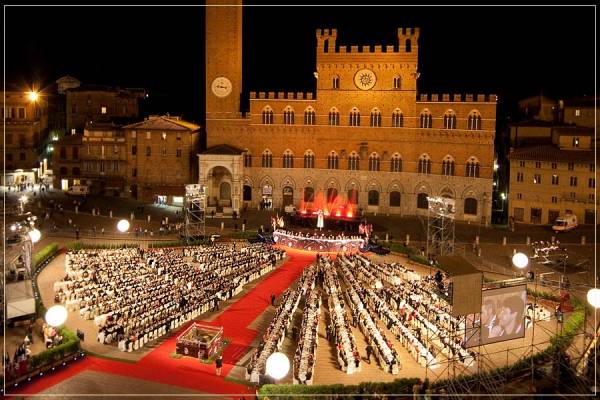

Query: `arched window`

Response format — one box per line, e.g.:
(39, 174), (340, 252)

(390, 153), (402, 172)
(389, 191), (401, 207)
(443, 110), (457, 129)
(442, 155), (455, 176)
(370, 108), (382, 127)
(328, 107), (340, 126)
(244, 152), (252, 168)
(303, 150), (315, 169)
(368, 190), (379, 206)
(243, 185), (252, 201)
(73, 167), (80, 176)
(393, 75), (401, 90)
(419, 110), (432, 128)
(349, 108), (360, 127)
(418, 154), (431, 174)
(283, 150), (294, 168)
(468, 111), (482, 130)
(283, 107), (295, 125)
(261, 107), (273, 124)
(327, 151), (339, 170)
(327, 187), (338, 203)
(464, 198), (478, 215)
(348, 152), (360, 170)
(368, 153), (380, 171)
(304, 107), (316, 125)
(304, 187), (315, 203)
(392, 109), (404, 127)
(466, 157), (480, 178)
(282, 186), (294, 207)
(347, 189), (359, 205)
(261, 149), (273, 168)
(417, 193), (429, 209)
(332, 75), (340, 90)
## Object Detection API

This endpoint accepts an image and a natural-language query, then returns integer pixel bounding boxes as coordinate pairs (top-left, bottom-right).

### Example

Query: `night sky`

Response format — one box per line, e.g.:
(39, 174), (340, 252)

(5, 5), (596, 125)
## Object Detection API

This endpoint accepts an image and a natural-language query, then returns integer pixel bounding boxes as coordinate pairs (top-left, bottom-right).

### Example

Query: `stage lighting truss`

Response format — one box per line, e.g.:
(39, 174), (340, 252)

(182, 184), (206, 243)
(426, 196), (456, 257)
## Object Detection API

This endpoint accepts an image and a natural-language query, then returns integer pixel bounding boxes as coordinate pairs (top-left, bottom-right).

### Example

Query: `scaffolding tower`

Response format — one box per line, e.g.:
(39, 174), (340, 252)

(182, 184), (206, 243)
(426, 196), (456, 257)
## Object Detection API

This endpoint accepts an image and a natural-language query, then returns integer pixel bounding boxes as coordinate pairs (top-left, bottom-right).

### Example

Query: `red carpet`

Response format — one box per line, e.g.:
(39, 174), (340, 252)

(8, 249), (315, 397)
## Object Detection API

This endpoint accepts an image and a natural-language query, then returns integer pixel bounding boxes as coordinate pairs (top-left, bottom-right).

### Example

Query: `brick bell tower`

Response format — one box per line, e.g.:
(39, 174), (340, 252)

(205, 0), (243, 125)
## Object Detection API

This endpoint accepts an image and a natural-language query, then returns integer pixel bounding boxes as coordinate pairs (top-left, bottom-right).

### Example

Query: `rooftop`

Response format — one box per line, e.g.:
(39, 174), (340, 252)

(509, 145), (595, 163)
(122, 115), (200, 132)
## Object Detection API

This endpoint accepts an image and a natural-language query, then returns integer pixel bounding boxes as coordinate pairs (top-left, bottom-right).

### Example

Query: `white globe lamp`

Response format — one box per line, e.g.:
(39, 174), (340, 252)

(587, 288), (600, 309)
(512, 252), (529, 269)
(117, 219), (130, 233)
(45, 305), (68, 327)
(265, 352), (290, 380)
(29, 228), (41, 243)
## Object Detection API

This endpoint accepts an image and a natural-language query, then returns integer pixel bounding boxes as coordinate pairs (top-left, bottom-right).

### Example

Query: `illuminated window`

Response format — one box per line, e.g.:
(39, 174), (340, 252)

(418, 154), (431, 174)
(348, 152), (360, 170)
(390, 154), (402, 172)
(327, 151), (339, 170)
(419, 110), (432, 128)
(328, 108), (340, 126)
(442, 156), (455, 176)
(368, 153), (380, 171)
(443, 110), (457, 129)
(466, 157), (480, 178)
(392, 109), (404, 127)
(303, 150), (315, 169)
(467, 111), (482, 130)
(349, 108), (360, 126)
(283, 107), (295, 125)
(370, 109), (382, 127)
(101, 106), (107, 115)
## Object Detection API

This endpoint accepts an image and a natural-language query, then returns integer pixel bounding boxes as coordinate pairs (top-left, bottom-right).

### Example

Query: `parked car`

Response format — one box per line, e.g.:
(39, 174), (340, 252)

(552, 213), (578, 233)
(65, 185), (89, 196)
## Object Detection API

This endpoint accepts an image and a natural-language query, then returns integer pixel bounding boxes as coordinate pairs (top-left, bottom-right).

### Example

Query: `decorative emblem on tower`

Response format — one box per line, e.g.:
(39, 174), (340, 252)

(353, 68), (376, 90)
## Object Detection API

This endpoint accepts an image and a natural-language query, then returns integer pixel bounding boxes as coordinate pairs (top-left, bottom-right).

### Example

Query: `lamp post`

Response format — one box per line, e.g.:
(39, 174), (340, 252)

(117, 219), (130, 233)
(45, 305), (68, 327)
(266, 352), (290, 383)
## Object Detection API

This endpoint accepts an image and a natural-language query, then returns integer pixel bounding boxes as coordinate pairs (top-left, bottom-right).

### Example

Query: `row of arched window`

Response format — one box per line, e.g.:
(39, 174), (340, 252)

(247, 151), (481, 177)
(243, 185), (478, 215)
(261, 106), (483, 130)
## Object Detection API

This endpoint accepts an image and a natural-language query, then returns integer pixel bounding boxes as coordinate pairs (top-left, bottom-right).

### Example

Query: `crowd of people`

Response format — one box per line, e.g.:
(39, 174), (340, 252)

(342, 254), (476, 368)
(246, 265), (317, 384)
(293, 280), (321, 384)
(54, 243), (285, 352)
(320, 256), (361, 374)
(273, 229), (365, 253)
(337, 256), (400, 374)
(274, 229), (364, 242)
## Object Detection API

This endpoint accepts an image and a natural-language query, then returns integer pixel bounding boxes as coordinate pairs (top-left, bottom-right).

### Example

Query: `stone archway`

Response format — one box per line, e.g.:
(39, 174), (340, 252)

(206, 166), (233, 210)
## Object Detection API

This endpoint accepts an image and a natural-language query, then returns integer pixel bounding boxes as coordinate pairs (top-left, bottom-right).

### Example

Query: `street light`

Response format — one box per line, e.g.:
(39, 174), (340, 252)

(117, 219), (130, 233)
(586, 288), (600, 308)
(266, 352), (290, 380)
(512, 252), (529, 269)
(28, 91), (39, 102)
(45, 305), (68, 327)
(29, 228), (41, 243)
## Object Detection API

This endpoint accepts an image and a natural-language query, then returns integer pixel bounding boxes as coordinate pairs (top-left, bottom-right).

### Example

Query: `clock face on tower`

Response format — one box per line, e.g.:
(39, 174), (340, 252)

(211, 77), (232, 98)
(354, 69), (377, 90)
